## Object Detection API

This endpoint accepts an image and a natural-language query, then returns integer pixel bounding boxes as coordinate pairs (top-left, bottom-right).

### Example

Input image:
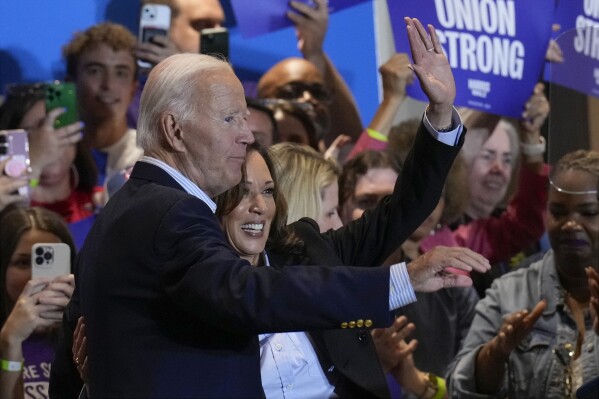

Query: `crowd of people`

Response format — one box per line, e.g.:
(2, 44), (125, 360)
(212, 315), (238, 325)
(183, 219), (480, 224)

(0, 1), (598, 398)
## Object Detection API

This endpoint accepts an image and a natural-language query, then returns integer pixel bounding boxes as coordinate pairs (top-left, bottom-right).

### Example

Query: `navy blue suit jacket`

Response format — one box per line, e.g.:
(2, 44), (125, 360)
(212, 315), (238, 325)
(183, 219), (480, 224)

(73, 160), (393, 398)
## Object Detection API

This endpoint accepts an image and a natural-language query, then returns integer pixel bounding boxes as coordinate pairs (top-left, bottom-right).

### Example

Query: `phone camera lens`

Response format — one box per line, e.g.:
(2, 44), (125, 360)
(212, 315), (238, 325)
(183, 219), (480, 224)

(35, 247), (44, 256)
(36, 256), (44, 265)
(43, 251), (53, 261)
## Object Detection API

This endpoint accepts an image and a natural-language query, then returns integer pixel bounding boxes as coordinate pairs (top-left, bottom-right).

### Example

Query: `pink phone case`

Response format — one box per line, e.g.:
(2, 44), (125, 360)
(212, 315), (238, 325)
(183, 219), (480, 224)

(0, 129), (30, 197)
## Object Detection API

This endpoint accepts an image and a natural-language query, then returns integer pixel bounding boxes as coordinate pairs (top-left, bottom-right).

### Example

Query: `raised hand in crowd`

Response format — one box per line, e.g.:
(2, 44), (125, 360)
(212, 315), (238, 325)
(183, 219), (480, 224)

(520, 82), (549, 136)
(287, 0), (329, 70)
(475, 299), (547, 394)
(368, 53), (415, 137)
(135, 34), (180, 69)
(27, 107), (83, 179)
(287, 0), (363, 141)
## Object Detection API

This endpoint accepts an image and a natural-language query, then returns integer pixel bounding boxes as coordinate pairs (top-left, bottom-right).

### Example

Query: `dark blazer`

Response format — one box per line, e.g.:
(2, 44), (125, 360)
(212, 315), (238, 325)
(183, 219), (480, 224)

(65, 160), (395, 398)
(267, 122), (465, 398)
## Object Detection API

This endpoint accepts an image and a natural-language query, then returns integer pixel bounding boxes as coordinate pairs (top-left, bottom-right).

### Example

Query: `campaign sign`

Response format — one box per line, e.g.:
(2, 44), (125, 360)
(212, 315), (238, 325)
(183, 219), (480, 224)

(547, 1), (599, 98)
(230, 0), (369, 38)
(387, 0), (554, 117)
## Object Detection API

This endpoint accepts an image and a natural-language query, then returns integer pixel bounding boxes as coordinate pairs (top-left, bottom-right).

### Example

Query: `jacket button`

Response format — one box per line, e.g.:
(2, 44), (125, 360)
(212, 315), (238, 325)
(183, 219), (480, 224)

(364, 320), (373, 327)
(349, 321), (356, 328)
(340, 322), (348, 329)
(356, 319), (364, 327)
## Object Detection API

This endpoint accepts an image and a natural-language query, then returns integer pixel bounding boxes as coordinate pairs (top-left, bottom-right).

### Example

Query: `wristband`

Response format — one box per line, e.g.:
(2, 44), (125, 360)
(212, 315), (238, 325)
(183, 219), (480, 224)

(0, 359), (23, 372)
(366, 128), (388, 143)
(29, 178), (39, 188)
(520, 136), (546, 156)
(419, 372), (447, 399)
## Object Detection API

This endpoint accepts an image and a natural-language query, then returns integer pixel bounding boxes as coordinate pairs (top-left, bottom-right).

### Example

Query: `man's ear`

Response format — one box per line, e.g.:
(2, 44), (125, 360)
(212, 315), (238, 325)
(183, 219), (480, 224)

(160, 113), (186, 152)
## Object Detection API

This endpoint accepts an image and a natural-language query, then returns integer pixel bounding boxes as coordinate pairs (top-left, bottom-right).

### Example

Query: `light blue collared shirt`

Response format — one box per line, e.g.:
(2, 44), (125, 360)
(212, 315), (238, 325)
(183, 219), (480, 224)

(139, 156), (217, 213)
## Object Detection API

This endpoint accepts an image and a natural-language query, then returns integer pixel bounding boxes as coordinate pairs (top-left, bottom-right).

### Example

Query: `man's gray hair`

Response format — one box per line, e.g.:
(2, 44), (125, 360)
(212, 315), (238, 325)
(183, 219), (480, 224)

(137, 53), (231, 151)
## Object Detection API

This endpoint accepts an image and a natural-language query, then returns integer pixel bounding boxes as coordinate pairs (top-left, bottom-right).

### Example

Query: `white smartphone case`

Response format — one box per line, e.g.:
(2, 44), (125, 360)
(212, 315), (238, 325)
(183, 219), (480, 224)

(31, 243), (71, 279)
(138, 3), (172, 69)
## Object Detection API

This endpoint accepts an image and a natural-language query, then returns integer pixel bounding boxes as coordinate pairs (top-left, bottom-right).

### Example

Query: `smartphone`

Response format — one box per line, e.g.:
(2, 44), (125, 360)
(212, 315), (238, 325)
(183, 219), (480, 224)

(31, 243), (71, 279)
(0, 129), (30, 197)
(45, 81), (79, 129)
(200, 27), (229, 59)
(138, 3), (172, 69)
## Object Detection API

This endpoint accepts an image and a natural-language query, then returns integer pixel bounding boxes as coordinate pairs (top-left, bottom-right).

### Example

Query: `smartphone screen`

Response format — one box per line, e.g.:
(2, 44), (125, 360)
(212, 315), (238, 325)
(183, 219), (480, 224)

(31, 243), (71, 279)
(200, 27), (229, 59)
(45, 82), (79, 129)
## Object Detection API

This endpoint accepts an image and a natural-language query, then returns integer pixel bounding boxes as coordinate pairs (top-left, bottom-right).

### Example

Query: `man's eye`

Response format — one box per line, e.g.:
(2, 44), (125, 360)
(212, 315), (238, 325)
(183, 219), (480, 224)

(224, 116), (234, 123)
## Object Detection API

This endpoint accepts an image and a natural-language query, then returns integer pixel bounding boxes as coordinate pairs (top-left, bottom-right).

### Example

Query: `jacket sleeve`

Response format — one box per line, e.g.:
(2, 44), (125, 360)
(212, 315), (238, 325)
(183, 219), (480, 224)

(323, 120), (465, 267)
(154, 197), (394, 335)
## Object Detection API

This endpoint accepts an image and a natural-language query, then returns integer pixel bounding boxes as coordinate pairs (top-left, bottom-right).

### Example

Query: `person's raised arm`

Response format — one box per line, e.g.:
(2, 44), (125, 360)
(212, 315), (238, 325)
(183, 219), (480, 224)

(287, 0), (364, 142)
(368, 53), (414, 137)
(518, 82), (549, 174)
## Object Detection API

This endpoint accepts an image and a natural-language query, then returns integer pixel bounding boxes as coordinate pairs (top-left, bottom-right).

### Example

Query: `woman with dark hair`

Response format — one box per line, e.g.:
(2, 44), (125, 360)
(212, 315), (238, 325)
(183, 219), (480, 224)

(0, 206), (75, 399)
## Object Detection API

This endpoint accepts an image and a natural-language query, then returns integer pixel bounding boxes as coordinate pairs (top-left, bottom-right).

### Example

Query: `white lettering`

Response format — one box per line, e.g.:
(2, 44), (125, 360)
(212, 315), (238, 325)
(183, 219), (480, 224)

(584, 0), (599, 18)
(436, 30), (524, 78)
(23, 365), (39, 379)
(574, 16), (599, 59)
(468, 79), (491, 98)
(41, 362), (51, 378)
(435, 0), (516, 35)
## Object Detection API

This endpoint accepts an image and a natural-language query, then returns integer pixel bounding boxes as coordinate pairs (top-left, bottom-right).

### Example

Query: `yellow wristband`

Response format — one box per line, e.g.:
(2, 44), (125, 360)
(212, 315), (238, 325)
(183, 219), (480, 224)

(432, 376), (446, 399)
(0, 359), (23, 372)
(29, 178), (39, 188)
(366, 128), (388, 143)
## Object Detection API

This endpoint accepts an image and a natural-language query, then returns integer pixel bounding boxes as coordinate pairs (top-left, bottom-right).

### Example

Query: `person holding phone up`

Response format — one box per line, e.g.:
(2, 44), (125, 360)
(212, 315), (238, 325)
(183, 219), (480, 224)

(0, 83), (95, 227)
(0, 207), (76, 399)
(0, 84), (87, 215)
(128, 0), (225, 127)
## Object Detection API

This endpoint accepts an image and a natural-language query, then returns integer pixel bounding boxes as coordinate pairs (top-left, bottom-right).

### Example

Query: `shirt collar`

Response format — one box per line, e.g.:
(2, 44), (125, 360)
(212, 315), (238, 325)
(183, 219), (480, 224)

(139, 156), (217, 213)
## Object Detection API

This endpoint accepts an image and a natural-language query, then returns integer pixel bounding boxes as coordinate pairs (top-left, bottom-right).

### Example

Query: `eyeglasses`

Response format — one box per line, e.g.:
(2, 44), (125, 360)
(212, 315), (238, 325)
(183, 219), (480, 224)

(275, 82), (332, 103)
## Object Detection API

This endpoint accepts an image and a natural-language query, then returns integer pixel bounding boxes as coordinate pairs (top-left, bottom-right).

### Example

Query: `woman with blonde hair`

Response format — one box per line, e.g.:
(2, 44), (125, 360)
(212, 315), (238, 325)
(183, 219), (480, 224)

(268, 142), (342, 232)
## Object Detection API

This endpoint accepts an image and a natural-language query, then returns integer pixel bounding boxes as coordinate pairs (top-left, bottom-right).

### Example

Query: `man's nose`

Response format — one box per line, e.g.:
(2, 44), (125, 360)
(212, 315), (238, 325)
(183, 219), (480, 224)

(299, 90), (317, 104)
(240, 120), (255, 145)
(101, 72), (113, 90)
